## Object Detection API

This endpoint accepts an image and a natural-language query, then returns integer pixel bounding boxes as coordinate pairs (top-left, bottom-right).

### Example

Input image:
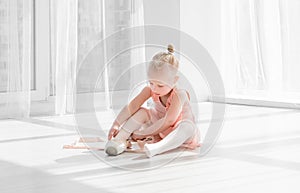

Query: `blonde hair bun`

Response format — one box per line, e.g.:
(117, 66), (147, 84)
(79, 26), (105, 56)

(167, 44), (174, 54)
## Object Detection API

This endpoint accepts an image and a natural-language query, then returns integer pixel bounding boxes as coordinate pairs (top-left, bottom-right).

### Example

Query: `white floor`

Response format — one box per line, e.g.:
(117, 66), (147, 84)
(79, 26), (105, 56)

(0, 103), (300, 193)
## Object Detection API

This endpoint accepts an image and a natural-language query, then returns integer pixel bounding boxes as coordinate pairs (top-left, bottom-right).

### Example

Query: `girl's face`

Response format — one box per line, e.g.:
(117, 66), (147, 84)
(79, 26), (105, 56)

(147, 62), (179, 96)
(149, 80), (173, 97)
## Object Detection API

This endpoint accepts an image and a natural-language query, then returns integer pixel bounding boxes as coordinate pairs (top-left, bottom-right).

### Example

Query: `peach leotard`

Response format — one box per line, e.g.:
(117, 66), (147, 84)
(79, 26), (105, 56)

(146, 87), (200, 149)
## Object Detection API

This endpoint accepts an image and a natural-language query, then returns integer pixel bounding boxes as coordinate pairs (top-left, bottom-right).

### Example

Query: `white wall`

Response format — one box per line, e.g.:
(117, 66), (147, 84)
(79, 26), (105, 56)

(180, 0), (221, 101)
(143, 0), (221, 102)
(180, 0), (221, 66)
(143, 0), (180, 61)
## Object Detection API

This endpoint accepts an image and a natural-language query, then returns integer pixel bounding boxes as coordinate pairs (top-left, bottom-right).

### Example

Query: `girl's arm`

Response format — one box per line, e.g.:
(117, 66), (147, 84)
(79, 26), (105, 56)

(109, 86), (151, 130)
(134, 91), (185, 136)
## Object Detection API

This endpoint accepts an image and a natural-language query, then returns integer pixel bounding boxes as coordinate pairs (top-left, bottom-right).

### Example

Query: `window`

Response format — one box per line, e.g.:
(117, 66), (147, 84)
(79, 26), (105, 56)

(0, 0), (50, 103)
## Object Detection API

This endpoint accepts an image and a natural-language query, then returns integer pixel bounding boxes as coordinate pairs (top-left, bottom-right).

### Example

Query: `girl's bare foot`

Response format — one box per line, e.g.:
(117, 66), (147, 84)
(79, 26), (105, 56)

(137, 136), (154, 150)
(137, 140), (146, 150)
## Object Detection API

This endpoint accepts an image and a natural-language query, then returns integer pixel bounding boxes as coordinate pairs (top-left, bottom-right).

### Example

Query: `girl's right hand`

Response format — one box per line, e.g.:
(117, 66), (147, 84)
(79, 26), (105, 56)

(108, 127), (119, 140)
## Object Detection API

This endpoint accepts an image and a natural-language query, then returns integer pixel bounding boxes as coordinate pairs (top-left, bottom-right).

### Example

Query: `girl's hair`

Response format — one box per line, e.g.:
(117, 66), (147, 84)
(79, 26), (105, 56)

(151, 44), (179, 69)
(147, 44), (179, 85)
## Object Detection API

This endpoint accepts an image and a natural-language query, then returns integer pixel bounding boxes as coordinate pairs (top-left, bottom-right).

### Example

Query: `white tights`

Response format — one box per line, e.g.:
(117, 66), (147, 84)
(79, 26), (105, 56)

(144, 121), (198, 158)
(112, 108), (199, 157)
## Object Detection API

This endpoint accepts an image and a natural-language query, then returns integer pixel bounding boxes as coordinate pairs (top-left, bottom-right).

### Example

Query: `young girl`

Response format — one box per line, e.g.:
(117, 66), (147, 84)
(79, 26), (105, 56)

(105, 44), (200, 157)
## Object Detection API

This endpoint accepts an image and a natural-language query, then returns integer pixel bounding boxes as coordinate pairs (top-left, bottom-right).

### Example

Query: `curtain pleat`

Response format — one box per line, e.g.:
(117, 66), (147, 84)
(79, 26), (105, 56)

(52, 0), (78, 115)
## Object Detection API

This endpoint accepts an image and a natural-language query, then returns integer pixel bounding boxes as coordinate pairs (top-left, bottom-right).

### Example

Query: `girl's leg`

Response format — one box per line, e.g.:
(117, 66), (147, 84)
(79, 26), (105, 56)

(144, 121), (197, 158)
(105, 108), (150, 156)
(114, 107), (150, 142)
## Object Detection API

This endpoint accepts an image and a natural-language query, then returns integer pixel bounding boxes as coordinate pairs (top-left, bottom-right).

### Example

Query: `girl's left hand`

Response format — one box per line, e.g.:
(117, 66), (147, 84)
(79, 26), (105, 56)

(108, 127), (119, 140)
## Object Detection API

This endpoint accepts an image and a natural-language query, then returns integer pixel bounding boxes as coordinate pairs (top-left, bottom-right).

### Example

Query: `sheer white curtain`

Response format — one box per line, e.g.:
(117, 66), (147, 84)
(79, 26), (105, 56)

(50, 0), (78, 115)
(0, 0), (32, 118)
(51, 0), (145, 115)
(130, 0), (146, 91)
(0, 0), (144, 118)
(221, 0), (300, 102)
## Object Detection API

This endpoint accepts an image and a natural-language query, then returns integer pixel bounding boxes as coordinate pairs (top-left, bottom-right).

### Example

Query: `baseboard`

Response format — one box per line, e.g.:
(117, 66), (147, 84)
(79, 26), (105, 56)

(211, 95), (300, 110)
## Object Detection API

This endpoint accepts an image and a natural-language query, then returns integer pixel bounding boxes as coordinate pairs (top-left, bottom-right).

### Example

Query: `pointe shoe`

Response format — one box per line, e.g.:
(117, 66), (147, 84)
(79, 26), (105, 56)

(105, 140), (126, 156)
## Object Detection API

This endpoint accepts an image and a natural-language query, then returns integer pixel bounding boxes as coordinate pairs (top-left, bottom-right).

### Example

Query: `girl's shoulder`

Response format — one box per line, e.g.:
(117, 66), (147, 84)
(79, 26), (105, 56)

(169, 87), (190, 104)
(144, 85), (152, 93)
(137, 86), (152, 100)
(145, 86), (159, 101)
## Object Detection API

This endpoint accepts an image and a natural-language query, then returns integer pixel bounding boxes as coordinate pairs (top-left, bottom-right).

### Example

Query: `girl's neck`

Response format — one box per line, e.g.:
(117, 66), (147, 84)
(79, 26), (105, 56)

(160, 87), (175, 100)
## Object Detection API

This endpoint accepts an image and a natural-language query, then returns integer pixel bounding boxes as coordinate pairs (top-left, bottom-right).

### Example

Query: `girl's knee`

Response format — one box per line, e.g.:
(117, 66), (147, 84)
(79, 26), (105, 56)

(177, 121), (198, 136)
(132, 107), (150, 123)
(178, 120), (196, 130)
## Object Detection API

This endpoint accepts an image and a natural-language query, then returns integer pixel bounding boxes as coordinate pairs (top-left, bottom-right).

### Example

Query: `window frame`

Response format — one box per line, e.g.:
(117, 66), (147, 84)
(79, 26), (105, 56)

(31, 0), (50, 101)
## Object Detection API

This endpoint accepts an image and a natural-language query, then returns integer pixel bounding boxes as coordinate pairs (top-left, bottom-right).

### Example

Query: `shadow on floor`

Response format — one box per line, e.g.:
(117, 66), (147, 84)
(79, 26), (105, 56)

(0, 160), (116, 193)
